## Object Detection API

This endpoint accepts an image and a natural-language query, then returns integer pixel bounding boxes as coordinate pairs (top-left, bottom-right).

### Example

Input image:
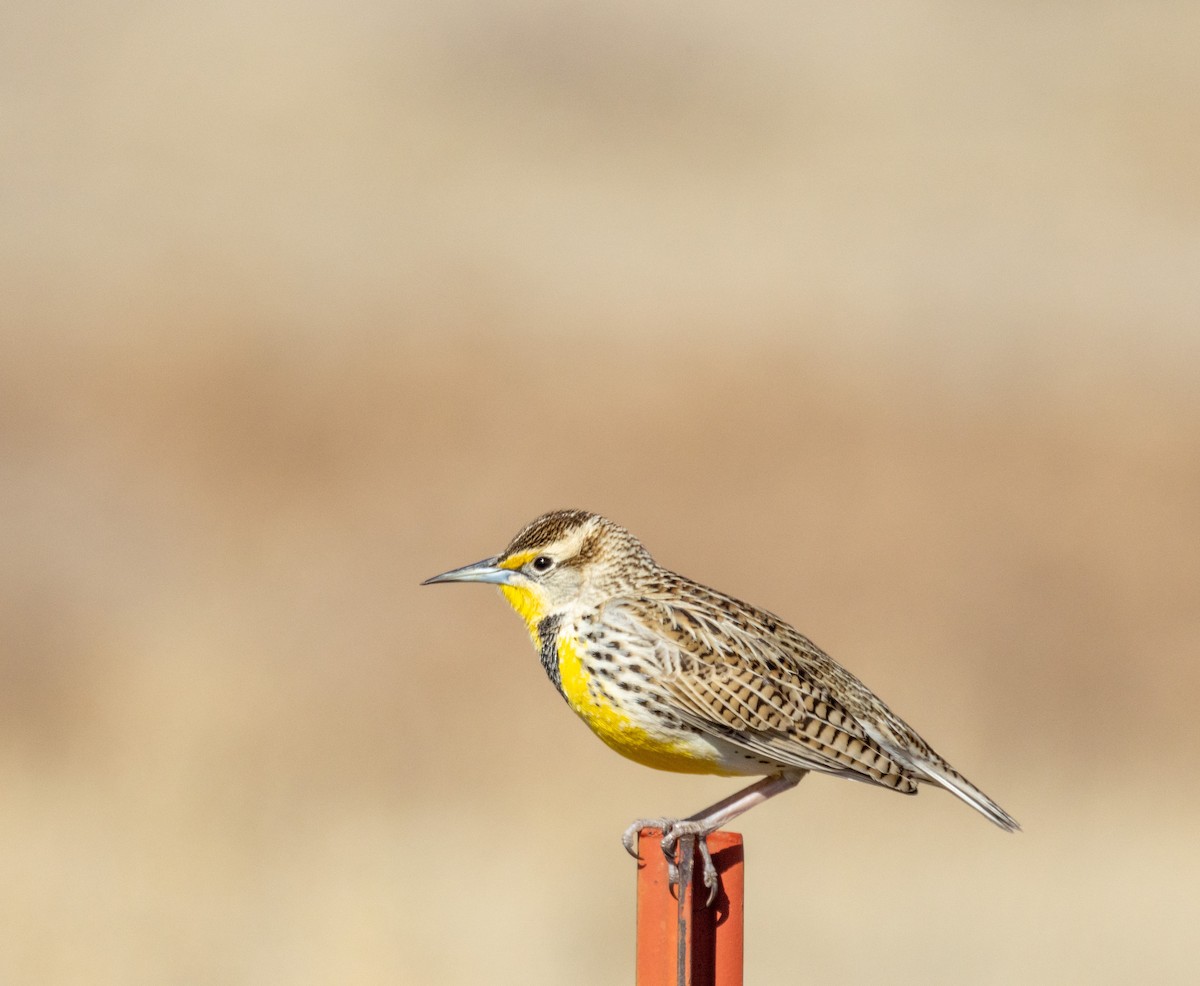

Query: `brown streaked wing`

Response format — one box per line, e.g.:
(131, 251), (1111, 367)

(612, 592), (919, 792)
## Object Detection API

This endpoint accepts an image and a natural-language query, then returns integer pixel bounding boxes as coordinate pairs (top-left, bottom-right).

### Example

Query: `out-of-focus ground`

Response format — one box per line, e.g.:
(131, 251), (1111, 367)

(3, 3), (1199, 983)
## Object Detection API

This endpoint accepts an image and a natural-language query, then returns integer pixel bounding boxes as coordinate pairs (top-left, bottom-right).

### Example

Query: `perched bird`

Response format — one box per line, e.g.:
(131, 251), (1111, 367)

(423, 509), (1018, 901)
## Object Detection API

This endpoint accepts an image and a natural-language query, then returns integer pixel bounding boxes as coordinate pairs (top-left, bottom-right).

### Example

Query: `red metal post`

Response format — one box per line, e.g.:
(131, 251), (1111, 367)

(635, 828), (744, 986)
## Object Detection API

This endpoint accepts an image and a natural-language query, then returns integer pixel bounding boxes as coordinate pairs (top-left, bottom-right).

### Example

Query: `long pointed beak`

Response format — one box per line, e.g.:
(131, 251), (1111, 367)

(421, 555), (516, 586)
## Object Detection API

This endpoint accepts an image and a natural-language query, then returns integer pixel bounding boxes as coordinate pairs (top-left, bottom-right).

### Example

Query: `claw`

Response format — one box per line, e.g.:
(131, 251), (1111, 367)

(623, 817), (721, 906)
(698, 843), (718, 906)
(661, 821), (720, 905)
(622, 818), (674, 860)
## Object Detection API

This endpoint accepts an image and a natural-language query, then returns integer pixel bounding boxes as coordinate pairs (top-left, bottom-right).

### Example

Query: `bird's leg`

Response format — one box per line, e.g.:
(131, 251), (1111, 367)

(625, 771), (807, 905)
(666, 772), (805, 903)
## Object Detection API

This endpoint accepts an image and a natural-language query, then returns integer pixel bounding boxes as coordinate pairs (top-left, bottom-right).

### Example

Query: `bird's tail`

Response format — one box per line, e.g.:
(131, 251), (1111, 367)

(911, 758), (1021, 832)
(862, 717), (1020, 832)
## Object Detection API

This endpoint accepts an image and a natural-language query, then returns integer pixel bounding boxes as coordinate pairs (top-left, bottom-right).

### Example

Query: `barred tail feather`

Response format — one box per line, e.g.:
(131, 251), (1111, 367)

(911, 759), (1021, 833)
(861, 721), (1020, 832)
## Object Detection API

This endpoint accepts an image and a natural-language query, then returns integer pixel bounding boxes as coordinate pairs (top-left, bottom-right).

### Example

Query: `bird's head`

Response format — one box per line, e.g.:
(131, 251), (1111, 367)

(422, 509), (654, 631)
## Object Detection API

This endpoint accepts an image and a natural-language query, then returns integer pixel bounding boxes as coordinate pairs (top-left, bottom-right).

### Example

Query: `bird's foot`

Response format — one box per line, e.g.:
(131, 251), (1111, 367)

(662, 820), (719, 905)
(621, 818), (720, 906)
(621, 818), (674, 859)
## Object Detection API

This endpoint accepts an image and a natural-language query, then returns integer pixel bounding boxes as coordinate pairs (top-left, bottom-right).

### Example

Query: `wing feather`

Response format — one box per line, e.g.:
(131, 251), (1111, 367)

(607, 591), (919, 791)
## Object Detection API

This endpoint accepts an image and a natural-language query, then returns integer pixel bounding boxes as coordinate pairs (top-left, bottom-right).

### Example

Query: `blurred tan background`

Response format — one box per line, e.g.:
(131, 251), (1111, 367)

(3, 2), (1199, 983)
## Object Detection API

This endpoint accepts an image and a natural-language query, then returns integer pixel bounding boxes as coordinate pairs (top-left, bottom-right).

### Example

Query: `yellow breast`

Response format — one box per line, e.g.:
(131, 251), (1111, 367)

(497, 583), (729, 775)
(555, 635), (729, 775)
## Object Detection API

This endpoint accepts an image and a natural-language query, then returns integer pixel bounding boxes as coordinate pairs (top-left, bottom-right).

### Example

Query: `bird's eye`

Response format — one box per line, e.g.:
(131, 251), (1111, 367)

(531, 555), (554, 573)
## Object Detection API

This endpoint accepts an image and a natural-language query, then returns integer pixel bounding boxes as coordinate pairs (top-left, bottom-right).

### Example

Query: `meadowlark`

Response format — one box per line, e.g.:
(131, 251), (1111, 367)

(423, 509), (1018, 901)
